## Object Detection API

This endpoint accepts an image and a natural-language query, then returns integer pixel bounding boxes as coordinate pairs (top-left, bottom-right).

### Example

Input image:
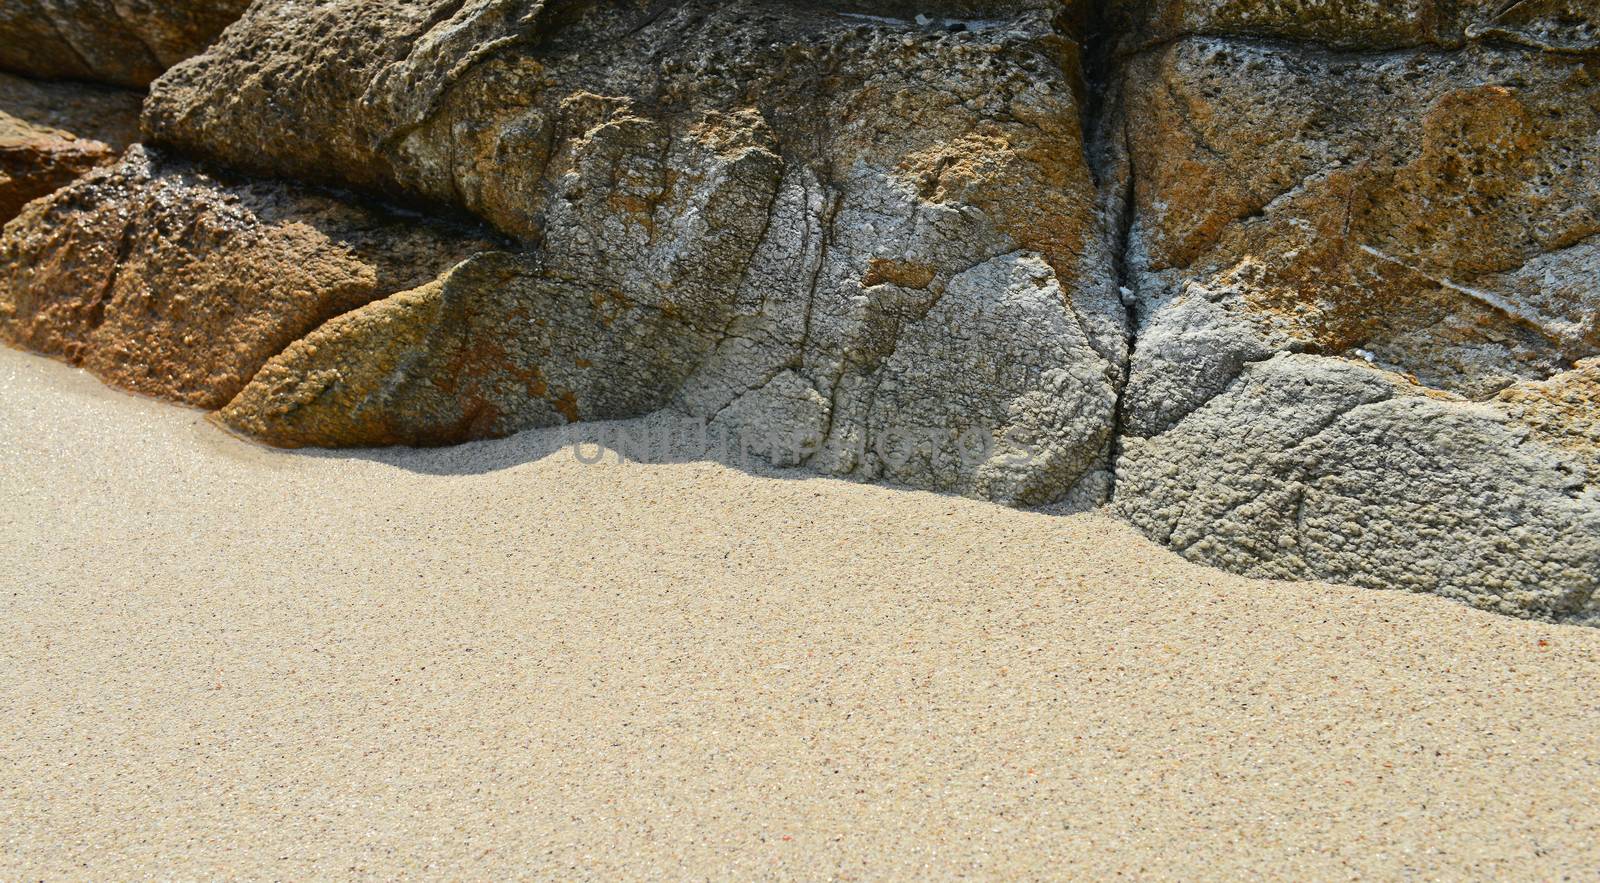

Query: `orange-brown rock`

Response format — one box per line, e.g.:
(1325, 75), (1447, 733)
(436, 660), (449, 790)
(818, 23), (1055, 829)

(0, 73), (142, 224)
(0, 0), (250, 88)
(1497, 359), (1600, 486)
(1114, 40), (1599, 434)
(0, 148), (492, 408)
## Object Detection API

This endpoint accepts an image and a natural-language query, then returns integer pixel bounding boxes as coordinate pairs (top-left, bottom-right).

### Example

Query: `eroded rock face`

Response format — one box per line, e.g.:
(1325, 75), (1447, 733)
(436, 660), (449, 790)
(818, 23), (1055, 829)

(0, 0), (251, 88)
(1113, 40), (1598, 427)
(0, 73), (142, 223)
(1106, 6), (1600, 618)
(0, 0), (1595, 619)
(0, 148), (492, 408)
(153, 0), (1125, 505)
(1107, 0), (1600, 53)
(1117, 354), (1600, 621)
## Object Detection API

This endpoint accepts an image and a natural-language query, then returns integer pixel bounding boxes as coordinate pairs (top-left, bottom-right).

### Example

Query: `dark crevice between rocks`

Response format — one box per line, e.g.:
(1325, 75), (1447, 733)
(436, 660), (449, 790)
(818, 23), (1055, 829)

(1102, 161), (1138, 505)
(1078, 0), (1138, 506)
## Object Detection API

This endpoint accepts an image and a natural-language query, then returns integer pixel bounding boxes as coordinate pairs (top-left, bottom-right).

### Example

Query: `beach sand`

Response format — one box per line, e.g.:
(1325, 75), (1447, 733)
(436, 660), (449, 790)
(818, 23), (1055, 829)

(2, 345), (1597, 879)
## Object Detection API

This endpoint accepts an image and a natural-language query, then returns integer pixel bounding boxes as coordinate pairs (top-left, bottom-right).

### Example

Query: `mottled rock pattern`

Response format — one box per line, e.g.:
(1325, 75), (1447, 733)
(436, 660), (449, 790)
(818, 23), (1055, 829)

(0, 0), (1595, 619)
(1115, 42), (1598, 416)
(1107, 0), (1600, 53)
(1106, 2), (1600, 618)
(154, 0), (1125, 505)
(0, 148), (491, 408)
(1117, 355), (1600, 622)
(1497, 359), (1600, 487)
(0, 73), (142, 223)
(0, 0), (250, 88)
(220, 249), (739, 447)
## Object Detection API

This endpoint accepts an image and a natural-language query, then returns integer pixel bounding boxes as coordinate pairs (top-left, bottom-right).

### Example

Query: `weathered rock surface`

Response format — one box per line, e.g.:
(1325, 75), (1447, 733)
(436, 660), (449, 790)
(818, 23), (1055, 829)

(0, 0), (1595, 619)
(1115, 41), (1597, 415)
(0, 0), (250, 88)
(1107, 0), (1600, 53)
(1497, 359), (1600, 489)
(1117, 354), (1600, 622)
(1106, 7), (1600, 617)
(219, 249), (739, 448)
(152, 0), (1124, 505)
(0, 73), (142, 223)
(0, 148), (492, 408)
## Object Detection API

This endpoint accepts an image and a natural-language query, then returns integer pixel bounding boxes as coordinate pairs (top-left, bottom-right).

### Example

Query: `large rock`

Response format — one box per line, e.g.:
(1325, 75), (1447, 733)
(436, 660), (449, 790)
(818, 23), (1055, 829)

(0, 73), (141, 223)
(147, 0), (1125, 506)
(0, 148), (492, 408)
(4, 0), (1594, 617)
(0, 0), (251, 88)
(1115, 40), (1597, 418)
(1116, 354), (1600, 622)
(1106, 15), (1600, 616)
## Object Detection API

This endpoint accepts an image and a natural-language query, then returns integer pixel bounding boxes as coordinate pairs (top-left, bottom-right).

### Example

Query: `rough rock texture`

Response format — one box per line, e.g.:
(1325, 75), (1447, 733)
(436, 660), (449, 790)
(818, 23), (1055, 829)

(1497, 359), (1600, 488)
(1111, 40), (1600, 435)
(1116, 354), (1600, 622)
(1106, 4), (1600, 618)
(0, 0), (1596, 618)
(0, 0), (251, 88)
(1107, 0), (1600, 53)
(151, 0), (1125, 506)
(0, 148), (492, 408)
(0, 73), (141, 223)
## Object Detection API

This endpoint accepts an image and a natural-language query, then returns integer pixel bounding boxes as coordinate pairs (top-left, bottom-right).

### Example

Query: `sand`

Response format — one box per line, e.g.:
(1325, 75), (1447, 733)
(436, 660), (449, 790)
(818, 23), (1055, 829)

(2, 345), (1598, 880)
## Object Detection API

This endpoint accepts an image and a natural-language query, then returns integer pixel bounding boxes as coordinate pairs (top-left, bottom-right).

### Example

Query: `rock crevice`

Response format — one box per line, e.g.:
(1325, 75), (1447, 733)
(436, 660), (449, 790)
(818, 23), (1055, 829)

(0, 0), (1595, 621)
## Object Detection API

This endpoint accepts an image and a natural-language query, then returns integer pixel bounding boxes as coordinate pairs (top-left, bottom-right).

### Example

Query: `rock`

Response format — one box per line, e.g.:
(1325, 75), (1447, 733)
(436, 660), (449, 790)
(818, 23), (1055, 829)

(1107, 21), (1600, 617)
(156, 0), (1125, 504)
(1108, 0), (1600, 53)
(4, 0), (1594, 618)
(0, 73), (142, 223)
(0, 0), (251, 88)
(1496, 359), (1600, 487)
(1115, 354), (1600, 622)
(217, 247), (746, 448)
(1115, 40), (1598, 404)
(0, 148), (492, 408)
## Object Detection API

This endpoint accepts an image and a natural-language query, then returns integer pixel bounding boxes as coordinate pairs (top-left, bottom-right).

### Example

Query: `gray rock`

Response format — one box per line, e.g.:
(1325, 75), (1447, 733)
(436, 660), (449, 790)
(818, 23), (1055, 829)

(162, 0), (1127, 505)
(1116, 354), (1600, 622)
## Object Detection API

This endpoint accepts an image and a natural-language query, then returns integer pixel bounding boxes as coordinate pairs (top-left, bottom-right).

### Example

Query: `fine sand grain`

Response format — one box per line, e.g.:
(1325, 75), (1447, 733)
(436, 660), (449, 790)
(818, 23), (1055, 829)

(2, 346), (1598, 880)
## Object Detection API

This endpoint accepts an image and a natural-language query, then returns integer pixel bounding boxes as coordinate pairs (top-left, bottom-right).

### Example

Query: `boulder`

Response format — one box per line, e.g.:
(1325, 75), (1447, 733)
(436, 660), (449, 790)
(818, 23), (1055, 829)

(1105, 17), (1600, 616)
(0, 72), (141, 223)
(149, 0), (1125, 506)
(1115, 354), (1600, 622)
(0, 148), (492, 408)
(0, 0), (251, 88)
